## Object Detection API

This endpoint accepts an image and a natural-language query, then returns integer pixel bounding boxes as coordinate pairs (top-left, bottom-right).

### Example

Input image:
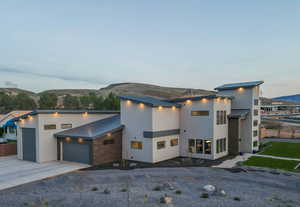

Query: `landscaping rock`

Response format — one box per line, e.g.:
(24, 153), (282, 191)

(163, 182), (174, 190)
(203, 185), (216, 193)
(220, 190), (226, 196)
(160, 194), (173, 204)
(103, 188), (111, 194)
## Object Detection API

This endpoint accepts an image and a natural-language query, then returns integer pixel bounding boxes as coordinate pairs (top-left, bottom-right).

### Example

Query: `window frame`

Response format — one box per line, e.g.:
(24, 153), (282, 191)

(157, 141), (166, 150)
(61, 123), (73, 129)
(170, 138), (178, 147)
(131, 141), (143, 150)
(191, 111), (209, 116)
(103, 139), (115, 145)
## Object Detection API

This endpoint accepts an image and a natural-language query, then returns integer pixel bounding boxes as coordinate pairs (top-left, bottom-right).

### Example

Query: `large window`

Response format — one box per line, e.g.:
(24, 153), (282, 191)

(217, 111), (227, 125)
(253, 140), (258, 147)
(253, 120), (258, 127)
(254, 109), (259, 116)
(131, 141), (143, 150)
(217, 138), (226, 153)
(189, 139), (211, 154)
(61, 123), (72, 129)
(170, 138), (178, 147)
(191, 111), (209, 116)
(196, 140), (203, 153)
(254, 99), (259, 105)
(157, 141), (166, 150)
(253, 130), (258, 137)
(204, 140), (212, 154)
(44, 124), (56, 130)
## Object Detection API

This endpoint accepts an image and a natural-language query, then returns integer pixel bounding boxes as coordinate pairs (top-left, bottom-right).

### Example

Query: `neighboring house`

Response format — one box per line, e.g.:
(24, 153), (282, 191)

(14, 81), (263, 165)
(0, 111), (31, 142)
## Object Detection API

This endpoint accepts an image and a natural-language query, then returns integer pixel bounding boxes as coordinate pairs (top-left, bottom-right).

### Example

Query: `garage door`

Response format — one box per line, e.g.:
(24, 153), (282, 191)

(63, 141), (91, 164)
(22, 128), (36, 162)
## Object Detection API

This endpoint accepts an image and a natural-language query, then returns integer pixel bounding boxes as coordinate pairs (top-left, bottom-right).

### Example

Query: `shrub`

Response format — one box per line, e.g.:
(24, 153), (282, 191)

(175, 190), (182, 194)
(234, 197), (241, 201)
(120, 188), (127, 192)
(153, 186), (161, 191)
(201, 193), (209, 198)
(91, 187), (98, 191)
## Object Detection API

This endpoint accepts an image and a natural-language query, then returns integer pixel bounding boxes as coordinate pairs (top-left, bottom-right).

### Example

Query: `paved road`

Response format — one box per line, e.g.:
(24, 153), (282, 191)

(0, 156), (89, 191)
(0, 167), (299, 207)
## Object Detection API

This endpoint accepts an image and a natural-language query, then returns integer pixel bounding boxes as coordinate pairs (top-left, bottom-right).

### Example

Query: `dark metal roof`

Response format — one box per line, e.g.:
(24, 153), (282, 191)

(119, 96), (181, 107)
(228, 109), (250, 119)
(168, 95), (233, 103)
(54, 115), (124, 140)
(13, 110), (119, 121)
(215, 81), (264, 91)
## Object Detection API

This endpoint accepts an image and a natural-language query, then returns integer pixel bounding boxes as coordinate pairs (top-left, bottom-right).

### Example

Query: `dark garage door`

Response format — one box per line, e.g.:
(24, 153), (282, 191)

(22, 128), (36, 162)
(63, 142), (91, 164)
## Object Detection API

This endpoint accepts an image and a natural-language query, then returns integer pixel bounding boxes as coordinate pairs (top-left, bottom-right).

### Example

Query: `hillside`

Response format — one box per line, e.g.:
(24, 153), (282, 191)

(273, 94), (300, 103)
(260, 97), (300, 105)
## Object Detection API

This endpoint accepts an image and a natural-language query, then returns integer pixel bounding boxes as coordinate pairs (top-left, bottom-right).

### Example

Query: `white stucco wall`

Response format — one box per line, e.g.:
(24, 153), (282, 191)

(121, 100), (180, 163)
(17, 113), (116, 163)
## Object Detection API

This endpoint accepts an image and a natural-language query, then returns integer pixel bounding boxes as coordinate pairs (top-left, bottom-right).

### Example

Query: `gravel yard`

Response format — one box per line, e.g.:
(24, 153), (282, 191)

(0, 167), (300, 207)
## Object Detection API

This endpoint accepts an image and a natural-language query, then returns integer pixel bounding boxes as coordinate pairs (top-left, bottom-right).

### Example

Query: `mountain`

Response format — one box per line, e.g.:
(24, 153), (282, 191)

(260, 97), (300, 105)
(1, 82), (215, 100)
(273, 94), (300, 103)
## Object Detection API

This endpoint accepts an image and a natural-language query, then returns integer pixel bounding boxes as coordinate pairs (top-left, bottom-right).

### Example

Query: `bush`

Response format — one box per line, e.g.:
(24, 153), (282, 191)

(234, 197), (241, 201)
(153, 186), (161, 191)
(175, 190), (182, 194)
(200, 193), (209, 198)
(120, 188), (127, 192)
(91, 187), (98, 191)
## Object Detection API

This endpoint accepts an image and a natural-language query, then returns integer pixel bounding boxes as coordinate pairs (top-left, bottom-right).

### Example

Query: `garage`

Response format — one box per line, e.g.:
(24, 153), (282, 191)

(62, 141), (91, 164)
(22, 128), (36, 162)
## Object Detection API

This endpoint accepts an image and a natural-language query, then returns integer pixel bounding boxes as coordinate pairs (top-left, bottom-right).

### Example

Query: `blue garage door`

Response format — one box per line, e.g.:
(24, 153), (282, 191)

(63, 141), (91, 164)
(22, 128), (36, 162)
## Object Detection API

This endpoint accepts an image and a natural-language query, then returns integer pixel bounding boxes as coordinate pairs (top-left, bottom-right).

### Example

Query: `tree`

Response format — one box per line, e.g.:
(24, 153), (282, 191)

(79, 95), (91, 109)
(39, 93), (58, 109)
(0, 92), (13, 113)
(94, 96), (104, 110)
(13, 93), (37, 110)
(103, 93), (120, 110)
(63, 94), (80, 109)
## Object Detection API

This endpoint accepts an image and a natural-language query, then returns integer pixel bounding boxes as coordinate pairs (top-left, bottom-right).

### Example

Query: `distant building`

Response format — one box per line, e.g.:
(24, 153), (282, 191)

(261, 98), (300, 114)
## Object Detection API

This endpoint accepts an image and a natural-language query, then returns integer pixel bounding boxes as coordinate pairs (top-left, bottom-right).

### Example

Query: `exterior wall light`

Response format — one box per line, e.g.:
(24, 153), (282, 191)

(20, 118), (25, 123)
(83, 112), (88, 116)
(139, 103), (144, 108)
(65, 137), (71, 142)
(107, 133), (112, 137)
(78, 138), (84, 143)
(172, 106), (176, 110)
(224, 98), (228, 103)
(53, 112), (59, 116)
(216, 97), (221, 103)
(238, 88), (244, 92)
(158, 106), (163, 110)
(28, 115), (33, 120)
(186, 100), (192, 104)
(126, 100), (131, 105)
(201, 98), (208, 103)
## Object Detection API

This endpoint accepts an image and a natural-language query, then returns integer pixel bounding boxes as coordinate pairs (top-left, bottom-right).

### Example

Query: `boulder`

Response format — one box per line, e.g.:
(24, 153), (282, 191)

(203, 185), (216, 192)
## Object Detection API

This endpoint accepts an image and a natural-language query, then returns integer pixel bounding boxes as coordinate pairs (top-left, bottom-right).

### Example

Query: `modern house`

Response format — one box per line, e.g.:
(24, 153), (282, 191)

(14, 81), (263, 165)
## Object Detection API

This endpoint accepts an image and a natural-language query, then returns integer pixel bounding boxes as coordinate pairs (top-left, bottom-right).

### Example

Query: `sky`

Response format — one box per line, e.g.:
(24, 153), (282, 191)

(0, 1), (299, 98)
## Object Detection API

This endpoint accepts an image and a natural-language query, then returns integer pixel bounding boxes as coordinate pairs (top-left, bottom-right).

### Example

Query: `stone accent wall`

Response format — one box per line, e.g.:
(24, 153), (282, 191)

(92, 130), (122, 165)
(0, 143), (17, 156)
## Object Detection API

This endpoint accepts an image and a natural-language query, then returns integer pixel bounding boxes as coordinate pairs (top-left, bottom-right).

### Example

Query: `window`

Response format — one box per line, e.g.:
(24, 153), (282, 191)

(8, 127), (15, 134)
(170, 139), (178, 146)
(217, 138), (226, 153)
(103, 139), (114, 145)
(131, 141), (143, 149)
(253, 130), (258, 137)
(61, 123), (72, 129)
(204, 140), (212, 154)
(254, 99), (259, 105)
(253, 140), (258, 147)
(191, 111), (209, 116)
(253, 120), (258, 127)
(196, 139), (203, 153)
(254, 109), (259, 116)
(157, 141), (166, 150)
(217, 110), (227, 125)
(44, 124), (56, 130)
(188, 139), (195, 153)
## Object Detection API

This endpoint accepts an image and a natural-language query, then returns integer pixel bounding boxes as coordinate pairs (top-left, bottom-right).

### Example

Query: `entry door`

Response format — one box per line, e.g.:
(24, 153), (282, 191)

(22, 128), (36, 162)
(63, 141), (91, 164)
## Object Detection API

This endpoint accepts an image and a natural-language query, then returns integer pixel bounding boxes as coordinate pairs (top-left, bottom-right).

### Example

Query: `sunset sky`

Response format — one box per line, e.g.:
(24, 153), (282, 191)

(0, 1), (299, 97)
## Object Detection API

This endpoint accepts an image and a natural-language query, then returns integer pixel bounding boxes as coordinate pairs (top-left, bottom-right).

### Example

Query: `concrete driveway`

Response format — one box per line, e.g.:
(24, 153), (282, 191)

(0, 156), (89, 191)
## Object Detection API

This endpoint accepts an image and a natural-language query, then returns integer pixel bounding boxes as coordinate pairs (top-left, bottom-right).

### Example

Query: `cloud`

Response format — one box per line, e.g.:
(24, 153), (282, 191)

(4, 81), (18, 88)
(0, 66), (108, 85)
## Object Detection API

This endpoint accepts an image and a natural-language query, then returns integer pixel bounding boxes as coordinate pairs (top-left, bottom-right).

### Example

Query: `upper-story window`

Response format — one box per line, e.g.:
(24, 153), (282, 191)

(157, 141), (166, 150)
(61, 123), (72, 129)
(254, 109), (259, 116)
(253, 130), (258, 137)
(191, 111), (209, 116)
(253, 120), (258, 127)
(44, 124), (56, 130)
(217, 111), (227, 125)
(131, 141), (143, 150)
(254, 99), (259, 106)
(170, 138), (178, 147)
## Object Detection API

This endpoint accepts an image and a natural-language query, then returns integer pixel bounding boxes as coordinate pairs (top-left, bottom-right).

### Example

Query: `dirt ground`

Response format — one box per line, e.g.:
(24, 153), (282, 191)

(0, 167), (299, 207)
